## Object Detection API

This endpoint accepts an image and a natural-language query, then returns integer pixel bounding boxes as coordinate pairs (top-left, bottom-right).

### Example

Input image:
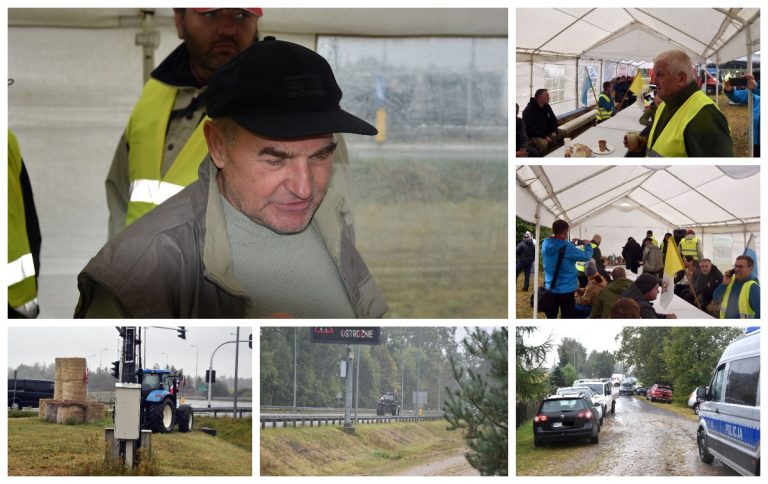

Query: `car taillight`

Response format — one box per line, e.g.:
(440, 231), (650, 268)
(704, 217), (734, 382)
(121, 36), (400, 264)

(576, 410), (593, 419)
(534, 414), (549, 423)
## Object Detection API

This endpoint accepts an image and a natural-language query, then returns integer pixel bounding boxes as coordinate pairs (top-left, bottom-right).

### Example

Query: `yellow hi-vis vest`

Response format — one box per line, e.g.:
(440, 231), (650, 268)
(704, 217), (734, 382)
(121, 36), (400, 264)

(679, 237), (699, 260)
(596, 92), (613, 121)
(575, 242), (596, 273)
(7, 130), (39, 317)
(719, 279), (757, 319)
(126, 78), (210, 226)
(646, 91), (719, 157)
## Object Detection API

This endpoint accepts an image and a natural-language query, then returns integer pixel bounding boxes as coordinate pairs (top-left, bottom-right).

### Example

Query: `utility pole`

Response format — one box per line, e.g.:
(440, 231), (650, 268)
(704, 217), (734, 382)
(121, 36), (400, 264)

(416, 327), (422, 416)
(401, 341), (406, 413)
(190, 344), (199, 395)
(234, 327), (240, 418)
(342, 345), (355, 433)
(293, 327), (297, 408)
(354, 345), (360, 422)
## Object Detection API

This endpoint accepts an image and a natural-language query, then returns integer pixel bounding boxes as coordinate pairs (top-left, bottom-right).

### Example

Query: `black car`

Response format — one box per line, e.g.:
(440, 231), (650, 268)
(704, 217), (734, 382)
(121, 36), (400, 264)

(8, 378), (54, 410)
(533, 394), (600, 446)
(634, 386), (648, 396)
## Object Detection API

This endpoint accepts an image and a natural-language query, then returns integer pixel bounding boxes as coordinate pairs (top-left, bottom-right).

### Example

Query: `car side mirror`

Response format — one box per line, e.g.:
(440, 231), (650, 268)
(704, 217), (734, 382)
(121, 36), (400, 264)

(696, 386), (707, 400)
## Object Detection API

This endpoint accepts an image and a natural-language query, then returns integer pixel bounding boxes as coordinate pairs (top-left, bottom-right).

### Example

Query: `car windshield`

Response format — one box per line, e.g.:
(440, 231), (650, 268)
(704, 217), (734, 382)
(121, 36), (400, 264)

(542, 398), (587, 412)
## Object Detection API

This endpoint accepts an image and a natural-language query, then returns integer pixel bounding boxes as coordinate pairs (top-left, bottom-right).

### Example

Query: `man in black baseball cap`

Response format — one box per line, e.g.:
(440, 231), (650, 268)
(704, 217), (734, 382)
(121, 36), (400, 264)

(75, 38), (387, 319)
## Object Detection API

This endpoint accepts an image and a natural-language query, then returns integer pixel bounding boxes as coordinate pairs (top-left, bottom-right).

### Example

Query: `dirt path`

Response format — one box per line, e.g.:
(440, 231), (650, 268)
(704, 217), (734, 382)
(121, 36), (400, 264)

(391, 448), (480, 476)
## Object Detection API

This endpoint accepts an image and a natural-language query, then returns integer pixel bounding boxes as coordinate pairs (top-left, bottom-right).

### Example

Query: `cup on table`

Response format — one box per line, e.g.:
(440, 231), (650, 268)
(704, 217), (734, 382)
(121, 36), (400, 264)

(563, 137), (572, 147)
(598, 139), (607, 152)
(626, 131), (639, 151)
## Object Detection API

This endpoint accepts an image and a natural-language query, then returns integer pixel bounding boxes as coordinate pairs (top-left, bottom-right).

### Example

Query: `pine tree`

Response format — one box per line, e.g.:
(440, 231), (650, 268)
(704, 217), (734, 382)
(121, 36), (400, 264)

(443, 327), (508, 476)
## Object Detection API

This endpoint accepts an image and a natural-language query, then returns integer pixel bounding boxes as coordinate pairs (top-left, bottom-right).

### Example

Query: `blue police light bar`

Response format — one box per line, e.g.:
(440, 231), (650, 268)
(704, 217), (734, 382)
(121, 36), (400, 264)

(310, 327), (381, 345)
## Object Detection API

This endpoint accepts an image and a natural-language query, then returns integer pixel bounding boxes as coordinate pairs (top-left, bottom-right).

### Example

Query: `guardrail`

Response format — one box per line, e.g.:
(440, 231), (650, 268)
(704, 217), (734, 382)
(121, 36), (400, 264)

(190, 407), (252, 418)
(260, 414), (443, 429)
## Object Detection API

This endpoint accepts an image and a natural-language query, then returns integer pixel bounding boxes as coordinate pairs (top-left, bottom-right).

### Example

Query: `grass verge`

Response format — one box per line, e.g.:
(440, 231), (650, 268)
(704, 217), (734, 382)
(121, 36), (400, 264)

(260, 420), (466, 476)
(8, 416), (251, 476)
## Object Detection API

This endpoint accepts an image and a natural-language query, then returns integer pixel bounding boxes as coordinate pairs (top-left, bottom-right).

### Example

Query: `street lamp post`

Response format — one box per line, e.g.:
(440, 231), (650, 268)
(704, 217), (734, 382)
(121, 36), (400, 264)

(161, 352), (168, 369)
(190, 344), (199, 395)
(99, 347), (109, 370)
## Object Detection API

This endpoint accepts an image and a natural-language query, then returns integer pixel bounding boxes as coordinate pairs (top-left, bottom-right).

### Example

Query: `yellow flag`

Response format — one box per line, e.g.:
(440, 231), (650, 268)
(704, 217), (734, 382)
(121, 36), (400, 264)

(660, 238), (685, 308)
(628, 71), (644, 94)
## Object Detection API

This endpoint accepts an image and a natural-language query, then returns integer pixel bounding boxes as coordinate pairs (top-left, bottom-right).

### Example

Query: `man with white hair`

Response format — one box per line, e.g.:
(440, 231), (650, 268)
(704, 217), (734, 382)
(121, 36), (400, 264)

(645, 49), (732, 157)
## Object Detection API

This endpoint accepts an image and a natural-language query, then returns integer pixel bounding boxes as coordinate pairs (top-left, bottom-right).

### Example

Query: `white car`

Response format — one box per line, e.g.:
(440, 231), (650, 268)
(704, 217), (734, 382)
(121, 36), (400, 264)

(688, 386), (706, 415)
(558, 386), (604, 425)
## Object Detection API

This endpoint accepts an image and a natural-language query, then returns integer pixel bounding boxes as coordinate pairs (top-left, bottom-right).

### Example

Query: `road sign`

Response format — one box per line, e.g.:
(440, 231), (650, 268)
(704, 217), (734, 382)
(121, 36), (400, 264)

(310, 327), (381, 345)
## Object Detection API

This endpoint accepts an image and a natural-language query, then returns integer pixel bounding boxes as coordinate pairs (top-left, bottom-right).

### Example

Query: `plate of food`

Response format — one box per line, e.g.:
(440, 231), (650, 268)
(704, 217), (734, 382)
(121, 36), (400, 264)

(564, 143), (594, 158)
(592, 140), (614, 155)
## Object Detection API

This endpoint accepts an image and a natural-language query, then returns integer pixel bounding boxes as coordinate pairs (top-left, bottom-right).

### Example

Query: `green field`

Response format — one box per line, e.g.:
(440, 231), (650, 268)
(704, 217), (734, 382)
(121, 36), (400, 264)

(7, 416), (252, 476)
(350, 156), (508, 318)
(261, 420), (467, 476)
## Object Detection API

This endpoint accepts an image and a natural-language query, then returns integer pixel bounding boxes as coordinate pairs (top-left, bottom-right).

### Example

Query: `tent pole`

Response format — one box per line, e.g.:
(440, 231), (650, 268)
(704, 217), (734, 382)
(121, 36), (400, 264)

(746, 23), (753, 156)
(715, 54), (720, 106)
(533, 203), (542, 319)
(529, 56), (534, 100)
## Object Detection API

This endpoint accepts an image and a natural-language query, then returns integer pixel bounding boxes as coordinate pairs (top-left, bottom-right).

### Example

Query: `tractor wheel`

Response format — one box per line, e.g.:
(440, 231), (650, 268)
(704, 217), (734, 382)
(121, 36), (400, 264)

(147, 398), (175, 433)
(177, 404), (194, 433)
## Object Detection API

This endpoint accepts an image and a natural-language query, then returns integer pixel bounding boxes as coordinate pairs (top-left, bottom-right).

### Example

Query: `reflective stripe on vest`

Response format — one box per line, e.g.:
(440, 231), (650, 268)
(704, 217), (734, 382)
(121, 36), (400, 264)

(129, 179), (186, 205)
(720, 279), (757, 319)
(8, 253), (35, 286)
(679, 237), (699, 260)
(8, 129), (38, 314)
(646, 91), (718, 157)
(575, 243), (595, 272)
(125, 78), (209, 226)
(596, 93), (613, 121)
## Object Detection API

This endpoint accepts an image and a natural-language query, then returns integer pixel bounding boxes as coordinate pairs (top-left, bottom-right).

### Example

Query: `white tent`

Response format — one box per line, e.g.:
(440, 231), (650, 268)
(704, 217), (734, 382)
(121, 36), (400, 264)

(516, 165), (761, 317)
(516, 8), (760, 122)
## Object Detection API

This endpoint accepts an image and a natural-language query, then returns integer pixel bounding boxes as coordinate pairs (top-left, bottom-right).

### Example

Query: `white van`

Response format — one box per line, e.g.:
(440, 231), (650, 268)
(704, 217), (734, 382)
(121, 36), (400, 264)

(696, 327), (760, 476)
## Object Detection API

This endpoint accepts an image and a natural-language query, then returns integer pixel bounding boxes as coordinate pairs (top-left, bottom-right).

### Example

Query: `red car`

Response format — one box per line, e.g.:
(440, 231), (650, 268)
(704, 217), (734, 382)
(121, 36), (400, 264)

(647, 384), (673, 403)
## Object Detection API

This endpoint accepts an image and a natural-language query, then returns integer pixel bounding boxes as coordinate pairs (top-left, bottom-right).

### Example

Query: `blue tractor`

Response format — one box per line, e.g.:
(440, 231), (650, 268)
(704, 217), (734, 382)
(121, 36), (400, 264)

(140, 369), (194, 433)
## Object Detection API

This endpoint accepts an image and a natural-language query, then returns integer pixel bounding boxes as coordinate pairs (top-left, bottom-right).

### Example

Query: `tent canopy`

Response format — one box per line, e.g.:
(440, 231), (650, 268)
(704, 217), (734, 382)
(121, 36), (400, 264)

(516, 165), (760, 260)
(517, 8), (760, 64)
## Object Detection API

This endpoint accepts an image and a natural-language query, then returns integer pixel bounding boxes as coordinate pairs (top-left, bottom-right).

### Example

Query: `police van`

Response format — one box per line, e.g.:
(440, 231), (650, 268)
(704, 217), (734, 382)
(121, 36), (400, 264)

(696, 327), (760, 476)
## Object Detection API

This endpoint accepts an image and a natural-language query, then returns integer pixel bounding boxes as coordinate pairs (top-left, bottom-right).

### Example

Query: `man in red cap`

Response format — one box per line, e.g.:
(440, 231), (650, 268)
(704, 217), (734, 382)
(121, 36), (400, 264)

(106, 9), (263, 239)
(678, 228), (703, 261)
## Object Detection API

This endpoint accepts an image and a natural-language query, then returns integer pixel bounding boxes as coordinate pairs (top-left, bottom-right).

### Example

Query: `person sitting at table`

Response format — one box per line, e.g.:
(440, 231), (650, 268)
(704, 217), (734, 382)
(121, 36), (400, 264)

(589, 267), (633, 318)
(596, 81), (615, 124)
(621, 272), (677, 319)
(516, 103), (539, 157)
(574, 260), (607, 318)
(674, 256), (700, 305)
(522, 88), (561, 156)
(608, 297), (641, 318)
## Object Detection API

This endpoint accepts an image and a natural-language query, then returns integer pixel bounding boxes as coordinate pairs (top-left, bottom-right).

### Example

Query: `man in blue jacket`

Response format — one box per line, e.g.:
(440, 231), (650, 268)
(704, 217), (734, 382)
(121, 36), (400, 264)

(540, 219), (592, 318)
(724, 74), (760, 157)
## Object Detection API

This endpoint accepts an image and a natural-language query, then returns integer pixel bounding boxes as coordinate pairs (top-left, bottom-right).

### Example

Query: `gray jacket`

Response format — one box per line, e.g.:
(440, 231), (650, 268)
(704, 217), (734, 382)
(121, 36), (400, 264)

(76, 158), (387, 318)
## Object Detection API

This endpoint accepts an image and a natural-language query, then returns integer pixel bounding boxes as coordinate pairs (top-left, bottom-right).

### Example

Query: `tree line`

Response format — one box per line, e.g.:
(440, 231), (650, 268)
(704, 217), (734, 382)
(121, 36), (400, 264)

(516, 326), (744, 423)
(260, 327), (468, 410)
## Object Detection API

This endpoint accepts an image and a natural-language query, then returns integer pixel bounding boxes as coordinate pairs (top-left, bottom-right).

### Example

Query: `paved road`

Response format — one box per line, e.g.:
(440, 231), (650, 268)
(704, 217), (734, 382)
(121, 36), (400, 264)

(520, 394), (739, 476)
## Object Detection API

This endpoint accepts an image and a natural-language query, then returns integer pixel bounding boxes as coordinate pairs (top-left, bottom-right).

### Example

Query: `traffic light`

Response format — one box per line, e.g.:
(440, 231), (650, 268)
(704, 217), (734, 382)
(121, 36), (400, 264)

(249, 333), (252, 349)
(110, 360), (120, 379)
(177, 326), (187, 340)
(206, 369), (216, 383)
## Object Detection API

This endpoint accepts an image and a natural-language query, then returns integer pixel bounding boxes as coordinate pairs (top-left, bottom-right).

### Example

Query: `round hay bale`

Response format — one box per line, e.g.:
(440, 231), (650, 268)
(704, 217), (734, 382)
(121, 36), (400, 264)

(56, 403), (85, 424)
(38, 398), (52, 419)
(61, 381), (88, 401)
(45, 400), (60, 422)
(85, 402), (106, 423)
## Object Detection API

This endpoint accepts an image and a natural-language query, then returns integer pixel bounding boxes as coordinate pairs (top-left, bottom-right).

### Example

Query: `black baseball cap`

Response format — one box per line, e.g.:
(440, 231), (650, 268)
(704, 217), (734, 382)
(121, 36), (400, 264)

(206, 36), (377, 138)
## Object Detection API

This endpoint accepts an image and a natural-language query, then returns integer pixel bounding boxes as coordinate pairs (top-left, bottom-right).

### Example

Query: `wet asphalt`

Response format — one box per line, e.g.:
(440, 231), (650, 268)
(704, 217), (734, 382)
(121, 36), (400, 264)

(522, 394), (740, 476)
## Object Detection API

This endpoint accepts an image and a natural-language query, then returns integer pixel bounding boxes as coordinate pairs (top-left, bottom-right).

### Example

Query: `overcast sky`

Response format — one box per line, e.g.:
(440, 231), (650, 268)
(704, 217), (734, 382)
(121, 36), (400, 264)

(521, 325), (622, 370)
(7, 326), (252, 379)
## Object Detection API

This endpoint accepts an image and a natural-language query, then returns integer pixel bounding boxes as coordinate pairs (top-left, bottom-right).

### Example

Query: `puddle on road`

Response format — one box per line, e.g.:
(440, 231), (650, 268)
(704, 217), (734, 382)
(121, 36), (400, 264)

(519, 396), (740, 476)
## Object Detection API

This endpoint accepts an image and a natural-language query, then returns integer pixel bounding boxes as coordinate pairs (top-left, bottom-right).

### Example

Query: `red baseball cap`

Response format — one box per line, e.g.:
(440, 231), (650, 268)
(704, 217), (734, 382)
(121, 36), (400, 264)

(193, 8), (263, 17)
